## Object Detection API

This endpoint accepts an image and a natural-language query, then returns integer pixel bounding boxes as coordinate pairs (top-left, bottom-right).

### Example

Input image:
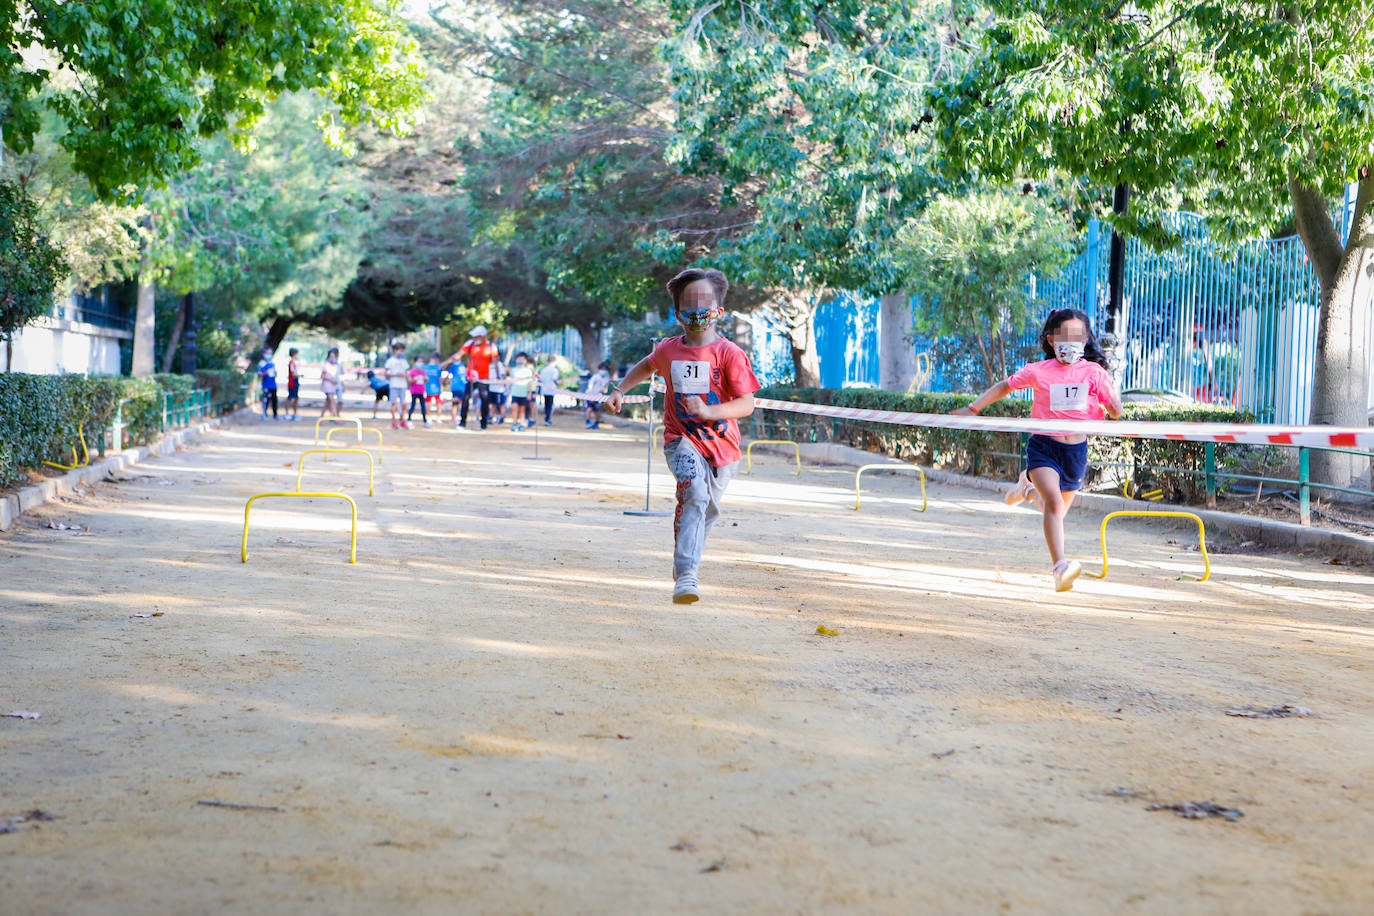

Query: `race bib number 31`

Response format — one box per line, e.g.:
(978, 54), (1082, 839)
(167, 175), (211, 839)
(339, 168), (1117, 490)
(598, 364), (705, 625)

(1049, 383), (1089, 412)
(671, 360), (711, 395)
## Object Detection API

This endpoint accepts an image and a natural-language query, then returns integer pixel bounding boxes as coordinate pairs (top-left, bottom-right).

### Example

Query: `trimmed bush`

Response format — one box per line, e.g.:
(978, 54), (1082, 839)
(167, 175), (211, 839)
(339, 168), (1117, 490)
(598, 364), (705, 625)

(0, 372), (226, 488)
(748, 386), (1261, 503)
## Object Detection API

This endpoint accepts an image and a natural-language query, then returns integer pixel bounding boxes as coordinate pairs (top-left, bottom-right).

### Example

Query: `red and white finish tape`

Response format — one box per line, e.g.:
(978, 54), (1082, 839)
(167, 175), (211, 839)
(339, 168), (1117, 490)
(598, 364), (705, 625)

(753, 398), (1374, 450)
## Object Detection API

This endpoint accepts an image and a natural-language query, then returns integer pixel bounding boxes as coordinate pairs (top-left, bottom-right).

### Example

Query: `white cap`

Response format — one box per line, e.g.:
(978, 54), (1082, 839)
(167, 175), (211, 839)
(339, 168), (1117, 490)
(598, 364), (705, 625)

(470, 325), (488, 338)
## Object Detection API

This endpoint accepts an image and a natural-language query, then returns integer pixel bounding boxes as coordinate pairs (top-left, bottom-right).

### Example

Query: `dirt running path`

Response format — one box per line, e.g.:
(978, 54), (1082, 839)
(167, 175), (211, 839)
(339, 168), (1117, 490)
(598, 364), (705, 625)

(3, 407), (1372, 914)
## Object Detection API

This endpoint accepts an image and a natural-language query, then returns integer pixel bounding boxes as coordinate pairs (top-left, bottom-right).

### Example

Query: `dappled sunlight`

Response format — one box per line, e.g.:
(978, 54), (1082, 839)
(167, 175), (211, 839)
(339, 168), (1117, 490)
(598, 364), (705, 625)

(111, 682), (212, 706)
(459, 637), (618, 661)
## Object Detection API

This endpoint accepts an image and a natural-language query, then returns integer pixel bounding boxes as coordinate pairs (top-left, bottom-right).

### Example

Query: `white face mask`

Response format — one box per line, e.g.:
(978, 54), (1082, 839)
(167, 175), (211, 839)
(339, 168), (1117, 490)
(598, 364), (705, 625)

(1054, 341), (1086, 365)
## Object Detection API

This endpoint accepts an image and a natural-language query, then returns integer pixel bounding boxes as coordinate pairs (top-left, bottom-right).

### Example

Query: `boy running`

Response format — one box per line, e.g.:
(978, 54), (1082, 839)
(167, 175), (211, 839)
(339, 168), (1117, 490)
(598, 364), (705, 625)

(605, 267), (760, 604)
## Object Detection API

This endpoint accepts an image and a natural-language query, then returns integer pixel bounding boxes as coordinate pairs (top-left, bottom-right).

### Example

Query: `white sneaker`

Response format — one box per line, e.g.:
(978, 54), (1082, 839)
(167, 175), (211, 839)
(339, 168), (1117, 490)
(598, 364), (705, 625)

(672, 576), (700, 604)
(1053, 560), (1082, 592)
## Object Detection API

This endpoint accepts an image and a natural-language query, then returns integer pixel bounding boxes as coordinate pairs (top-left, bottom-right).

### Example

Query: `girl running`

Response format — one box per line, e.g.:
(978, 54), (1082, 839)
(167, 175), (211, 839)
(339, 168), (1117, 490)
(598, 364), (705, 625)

(951, 308), (1122, 592)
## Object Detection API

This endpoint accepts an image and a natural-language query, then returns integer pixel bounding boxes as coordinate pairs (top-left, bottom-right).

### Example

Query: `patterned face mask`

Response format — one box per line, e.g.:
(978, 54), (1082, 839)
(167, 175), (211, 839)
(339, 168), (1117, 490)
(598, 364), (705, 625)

(678, 307), (720, 330)
(1054, 341), (1086, 365)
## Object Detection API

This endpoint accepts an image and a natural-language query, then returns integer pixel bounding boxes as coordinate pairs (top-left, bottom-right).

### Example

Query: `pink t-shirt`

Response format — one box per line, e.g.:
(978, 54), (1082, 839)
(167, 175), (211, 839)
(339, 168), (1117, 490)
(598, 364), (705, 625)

(1006, 358), (1115, 420)
(648, 335), (761, 468)
(407, 367), (426, 395)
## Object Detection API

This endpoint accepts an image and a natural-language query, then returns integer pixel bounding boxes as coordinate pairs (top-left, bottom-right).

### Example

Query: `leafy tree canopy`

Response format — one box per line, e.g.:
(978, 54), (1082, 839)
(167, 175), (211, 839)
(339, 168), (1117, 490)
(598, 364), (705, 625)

(0, 0), (427, 197)
(930, 0), (1372, 243)
(894, 187), (1074, 384)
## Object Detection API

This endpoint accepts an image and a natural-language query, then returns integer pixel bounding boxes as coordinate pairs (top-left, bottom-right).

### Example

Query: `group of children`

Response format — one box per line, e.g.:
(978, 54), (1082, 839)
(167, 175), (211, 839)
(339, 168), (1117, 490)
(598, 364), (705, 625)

(256, 346), (344, 421)
(363, 334), (606, 432)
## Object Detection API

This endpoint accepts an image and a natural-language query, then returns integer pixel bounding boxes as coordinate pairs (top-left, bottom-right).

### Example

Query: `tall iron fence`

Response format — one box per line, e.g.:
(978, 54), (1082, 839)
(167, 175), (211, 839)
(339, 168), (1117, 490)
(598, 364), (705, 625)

(749, 197), (1374, 424)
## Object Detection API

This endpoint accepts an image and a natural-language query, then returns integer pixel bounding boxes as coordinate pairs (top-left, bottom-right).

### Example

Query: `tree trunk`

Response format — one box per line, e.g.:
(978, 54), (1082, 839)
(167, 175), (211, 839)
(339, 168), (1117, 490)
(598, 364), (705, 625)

(575, 321), (602, 369)
(780, 294), (821, 388)
(1290, 176), (1373, 494)
(264, 315), (294, 354)
(159, 297), (186, 373)
(879, 292), (917, 392)
(130, 268), (156, 377)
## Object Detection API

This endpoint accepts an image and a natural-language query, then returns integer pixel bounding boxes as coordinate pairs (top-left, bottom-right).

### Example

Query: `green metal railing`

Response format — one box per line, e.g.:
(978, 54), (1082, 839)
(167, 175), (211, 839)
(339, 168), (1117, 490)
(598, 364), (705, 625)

(1201, 441), (1374, 526)
(109, 388), (213, 451)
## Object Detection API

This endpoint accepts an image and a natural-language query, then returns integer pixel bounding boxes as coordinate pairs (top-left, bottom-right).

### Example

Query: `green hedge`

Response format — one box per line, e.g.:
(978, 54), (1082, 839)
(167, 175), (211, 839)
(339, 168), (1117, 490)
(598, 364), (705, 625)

(0, 372), (232, 488)
(748, 386), (1263, 503)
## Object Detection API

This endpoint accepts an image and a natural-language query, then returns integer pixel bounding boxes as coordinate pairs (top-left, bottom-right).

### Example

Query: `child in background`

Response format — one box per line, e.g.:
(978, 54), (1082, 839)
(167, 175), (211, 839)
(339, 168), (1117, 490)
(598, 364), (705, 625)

(284, 348), (301, 420)
(407, 356), (431, 428)
(951, 307), (1122, 592)
(448, 358), (468, 426)
(367, 370), (390, 420)
(425, 353), (443, 412)
(584, 362), (611, 429)
(257, 348), (279, 420)
(605, 267), (760, 604)
(538, 355), (561, 426)
(385, 341), (410, 429)
(508, 352), (535, 431)
(319, 347), (344, 418)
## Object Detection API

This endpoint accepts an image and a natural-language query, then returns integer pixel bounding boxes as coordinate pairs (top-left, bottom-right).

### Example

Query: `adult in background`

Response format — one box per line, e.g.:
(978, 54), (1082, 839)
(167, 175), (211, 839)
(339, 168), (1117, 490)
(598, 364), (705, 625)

(320, 347), (344, 418)
(442, 326), (501, 430)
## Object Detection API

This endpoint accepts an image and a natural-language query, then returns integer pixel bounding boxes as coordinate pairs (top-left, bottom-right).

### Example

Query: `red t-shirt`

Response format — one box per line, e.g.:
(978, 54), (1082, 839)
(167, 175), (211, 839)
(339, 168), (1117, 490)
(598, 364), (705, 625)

(648, 335), (761, 467)
(462, 340), (500, 380)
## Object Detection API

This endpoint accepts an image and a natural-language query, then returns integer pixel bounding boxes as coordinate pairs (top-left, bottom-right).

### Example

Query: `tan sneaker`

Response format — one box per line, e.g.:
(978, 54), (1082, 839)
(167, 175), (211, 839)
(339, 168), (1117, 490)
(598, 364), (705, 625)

(1005, 471), (1034, 506)
(1053, 560), (1082, 592)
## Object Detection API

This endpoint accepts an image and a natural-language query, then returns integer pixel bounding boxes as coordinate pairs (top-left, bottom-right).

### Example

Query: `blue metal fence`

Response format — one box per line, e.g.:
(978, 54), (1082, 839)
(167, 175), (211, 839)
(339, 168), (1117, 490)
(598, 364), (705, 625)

(749, 199), (1374, 424)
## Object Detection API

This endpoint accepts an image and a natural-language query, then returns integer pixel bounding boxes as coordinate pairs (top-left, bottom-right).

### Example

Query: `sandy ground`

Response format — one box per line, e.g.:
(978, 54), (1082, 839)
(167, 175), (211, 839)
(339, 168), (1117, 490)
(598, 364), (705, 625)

(2, 398), (1373, 915)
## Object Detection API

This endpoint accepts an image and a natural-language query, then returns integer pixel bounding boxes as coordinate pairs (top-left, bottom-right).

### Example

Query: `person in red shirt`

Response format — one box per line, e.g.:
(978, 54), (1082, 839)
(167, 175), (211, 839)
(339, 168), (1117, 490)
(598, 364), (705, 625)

(441, 325), (501, 430)
(606, 267), (760, 604)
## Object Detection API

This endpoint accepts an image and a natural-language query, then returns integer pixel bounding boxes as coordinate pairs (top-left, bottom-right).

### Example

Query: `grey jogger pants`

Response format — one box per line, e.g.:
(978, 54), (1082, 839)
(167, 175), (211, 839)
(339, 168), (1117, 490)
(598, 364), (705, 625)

(664, 437), (739, 581)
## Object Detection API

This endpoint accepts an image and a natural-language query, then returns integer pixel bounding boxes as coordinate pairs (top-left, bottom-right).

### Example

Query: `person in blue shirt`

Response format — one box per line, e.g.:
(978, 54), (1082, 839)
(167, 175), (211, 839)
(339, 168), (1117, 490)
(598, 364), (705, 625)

(424, 352), (443, 412)
(447, 356), (468, 426)
(256, 348), (279, 420)
(366, 369), (390, 420)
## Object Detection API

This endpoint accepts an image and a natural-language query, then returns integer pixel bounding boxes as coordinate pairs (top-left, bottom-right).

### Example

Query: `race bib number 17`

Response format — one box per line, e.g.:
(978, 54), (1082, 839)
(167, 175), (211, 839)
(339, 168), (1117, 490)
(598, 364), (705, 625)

(671, 360), (711, 395)
(1049, 383), (1089, 412)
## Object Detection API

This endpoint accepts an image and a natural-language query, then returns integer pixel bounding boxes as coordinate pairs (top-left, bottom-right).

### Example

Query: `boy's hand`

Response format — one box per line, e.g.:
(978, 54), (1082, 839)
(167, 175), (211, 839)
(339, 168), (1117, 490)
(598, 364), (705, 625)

(681, 395), (715, 419)
(949, 406), (976, 416)
(604, 390), (624, 414)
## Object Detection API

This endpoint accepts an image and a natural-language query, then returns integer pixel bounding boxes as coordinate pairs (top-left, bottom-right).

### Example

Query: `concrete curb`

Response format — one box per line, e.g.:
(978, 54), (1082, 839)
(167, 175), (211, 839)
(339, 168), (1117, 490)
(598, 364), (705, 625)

(750, 440), (1374, 564)
(0, 414), (234, 533)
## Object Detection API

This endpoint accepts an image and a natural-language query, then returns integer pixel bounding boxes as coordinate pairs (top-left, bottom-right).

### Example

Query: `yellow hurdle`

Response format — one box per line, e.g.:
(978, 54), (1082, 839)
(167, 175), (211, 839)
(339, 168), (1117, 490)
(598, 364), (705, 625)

(313, 416), (363, 444)
(745, 439), (802, 476)
(1085, 510), (1211, 582)
(854, 463), (927, 512)
(241, 492), (358, 564)
(323, 426), (384, 463)
(42, 424), (91, 471)
(296, 448), (375, 496)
